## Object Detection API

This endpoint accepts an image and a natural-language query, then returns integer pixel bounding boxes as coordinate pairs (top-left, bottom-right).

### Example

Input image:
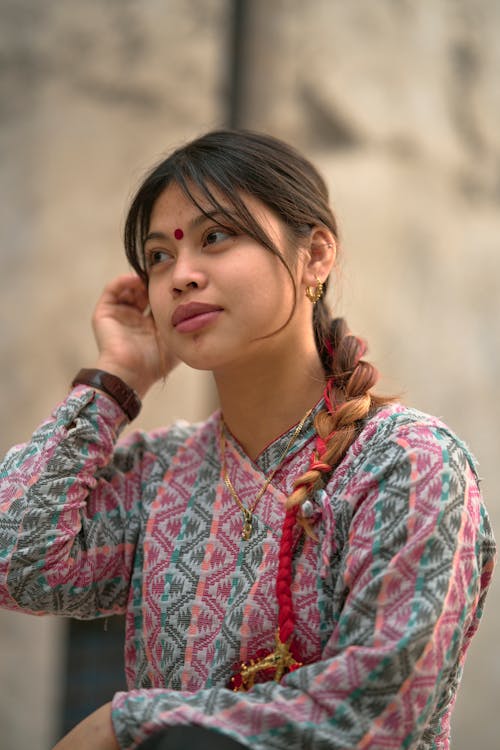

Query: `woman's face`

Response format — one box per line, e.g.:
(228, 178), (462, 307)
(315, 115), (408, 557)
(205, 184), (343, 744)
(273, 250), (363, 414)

(145, 182), (311, 374)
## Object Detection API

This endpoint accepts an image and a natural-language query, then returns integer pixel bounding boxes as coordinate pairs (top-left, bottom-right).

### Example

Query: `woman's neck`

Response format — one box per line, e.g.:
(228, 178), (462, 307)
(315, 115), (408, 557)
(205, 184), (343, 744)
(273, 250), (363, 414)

(213, 347), (326, 461)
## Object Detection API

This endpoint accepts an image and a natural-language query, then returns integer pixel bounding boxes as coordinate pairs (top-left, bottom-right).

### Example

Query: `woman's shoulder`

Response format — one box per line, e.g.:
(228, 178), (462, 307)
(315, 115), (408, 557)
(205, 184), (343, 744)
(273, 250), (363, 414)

(117, 410), (220, 463)
(334, 402), (481, 491)
(359, 402), (477, 466)
(325, 403), (492, 546)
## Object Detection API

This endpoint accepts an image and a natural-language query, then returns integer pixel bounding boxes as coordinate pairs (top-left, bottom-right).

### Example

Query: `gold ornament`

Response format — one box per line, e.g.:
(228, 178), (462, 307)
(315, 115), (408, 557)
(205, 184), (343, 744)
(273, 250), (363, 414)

(231, 629), (303, 691)
(305, 277), (324, 304)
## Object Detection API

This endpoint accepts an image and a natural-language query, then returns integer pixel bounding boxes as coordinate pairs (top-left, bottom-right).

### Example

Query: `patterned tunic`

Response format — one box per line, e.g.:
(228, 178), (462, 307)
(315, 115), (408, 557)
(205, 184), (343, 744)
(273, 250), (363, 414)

(0, 386), (495, 749)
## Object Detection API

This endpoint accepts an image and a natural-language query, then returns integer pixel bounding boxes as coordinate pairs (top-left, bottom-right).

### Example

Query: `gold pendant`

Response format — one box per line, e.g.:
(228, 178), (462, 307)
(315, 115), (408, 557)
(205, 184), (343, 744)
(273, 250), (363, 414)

(241, 509), (253, 540)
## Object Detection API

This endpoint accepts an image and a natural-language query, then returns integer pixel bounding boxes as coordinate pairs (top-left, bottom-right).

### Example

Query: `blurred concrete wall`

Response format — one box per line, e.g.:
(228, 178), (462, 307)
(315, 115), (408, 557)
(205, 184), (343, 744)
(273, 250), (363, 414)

(0, 1), (498, 748)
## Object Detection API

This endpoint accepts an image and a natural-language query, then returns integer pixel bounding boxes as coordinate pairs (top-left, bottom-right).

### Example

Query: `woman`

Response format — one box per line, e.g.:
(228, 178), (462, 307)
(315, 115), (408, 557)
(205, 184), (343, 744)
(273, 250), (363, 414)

(0, 130), (495, 749)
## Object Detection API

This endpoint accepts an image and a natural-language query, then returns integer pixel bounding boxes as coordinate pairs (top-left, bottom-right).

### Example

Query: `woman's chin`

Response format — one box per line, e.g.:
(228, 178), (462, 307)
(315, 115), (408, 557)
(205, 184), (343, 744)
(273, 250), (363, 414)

(174, 348), (227, 373)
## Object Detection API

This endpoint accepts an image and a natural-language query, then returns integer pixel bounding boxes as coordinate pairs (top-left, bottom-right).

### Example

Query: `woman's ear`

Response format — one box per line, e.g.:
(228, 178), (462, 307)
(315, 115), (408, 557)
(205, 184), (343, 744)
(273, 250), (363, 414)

(301, 228), (336, 288)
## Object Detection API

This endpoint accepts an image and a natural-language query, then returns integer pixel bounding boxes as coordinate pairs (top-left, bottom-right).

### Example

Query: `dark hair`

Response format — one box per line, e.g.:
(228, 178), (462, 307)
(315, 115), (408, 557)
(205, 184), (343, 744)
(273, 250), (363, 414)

(124, 130), (393, 488)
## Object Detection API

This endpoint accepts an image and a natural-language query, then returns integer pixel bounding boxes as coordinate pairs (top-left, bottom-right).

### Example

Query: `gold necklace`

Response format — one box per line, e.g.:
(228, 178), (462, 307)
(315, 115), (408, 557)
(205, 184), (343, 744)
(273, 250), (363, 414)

(219, 408), (313, 540)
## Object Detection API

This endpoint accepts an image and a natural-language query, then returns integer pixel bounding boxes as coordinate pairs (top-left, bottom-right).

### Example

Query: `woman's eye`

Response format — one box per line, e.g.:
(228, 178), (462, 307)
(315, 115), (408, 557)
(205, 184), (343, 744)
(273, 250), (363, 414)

(146, 249), (171, 268)
(203, 228), (234, 247)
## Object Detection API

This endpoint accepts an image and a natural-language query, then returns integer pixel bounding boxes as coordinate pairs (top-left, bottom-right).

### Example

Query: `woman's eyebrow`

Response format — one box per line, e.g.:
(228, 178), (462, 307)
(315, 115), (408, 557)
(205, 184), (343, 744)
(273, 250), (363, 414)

(144, 210), (236, 244)
(143, 231), (170, 243)
(191, 209), (239, 229)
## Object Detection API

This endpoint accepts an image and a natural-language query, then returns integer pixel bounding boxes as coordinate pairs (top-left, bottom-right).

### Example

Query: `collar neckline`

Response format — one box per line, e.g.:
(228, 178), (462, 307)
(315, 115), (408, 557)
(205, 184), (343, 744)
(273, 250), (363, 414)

(220, 397), (324, 473)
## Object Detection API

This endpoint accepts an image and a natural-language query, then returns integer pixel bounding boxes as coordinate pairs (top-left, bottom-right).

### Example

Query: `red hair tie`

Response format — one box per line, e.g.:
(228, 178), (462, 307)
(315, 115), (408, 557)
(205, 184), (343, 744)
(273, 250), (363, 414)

(229, 506), (303, 691)
(315, 434), (334, 457)
(323, 378), (337, 415)
(309, 460), (331, 473)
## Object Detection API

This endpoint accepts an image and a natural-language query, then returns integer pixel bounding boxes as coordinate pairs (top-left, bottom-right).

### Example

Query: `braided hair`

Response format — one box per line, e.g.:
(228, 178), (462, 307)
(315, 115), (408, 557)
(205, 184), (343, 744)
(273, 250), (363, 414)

(288, 317), (393, 513)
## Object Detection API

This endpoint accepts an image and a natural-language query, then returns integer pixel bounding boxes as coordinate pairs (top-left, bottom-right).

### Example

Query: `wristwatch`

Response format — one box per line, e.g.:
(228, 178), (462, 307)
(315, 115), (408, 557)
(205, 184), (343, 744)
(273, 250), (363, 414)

(71, 368), (142, 421)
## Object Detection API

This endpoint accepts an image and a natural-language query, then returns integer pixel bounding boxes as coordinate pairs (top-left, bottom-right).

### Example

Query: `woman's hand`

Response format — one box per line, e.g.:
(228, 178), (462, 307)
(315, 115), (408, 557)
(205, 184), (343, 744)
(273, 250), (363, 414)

(92, 274), (178, 398)
(52, 702), (119, 750)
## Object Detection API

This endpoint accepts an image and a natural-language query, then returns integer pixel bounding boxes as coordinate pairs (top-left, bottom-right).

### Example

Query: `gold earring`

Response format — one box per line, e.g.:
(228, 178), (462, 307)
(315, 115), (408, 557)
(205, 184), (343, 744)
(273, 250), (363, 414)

(305, 277), (324, 304)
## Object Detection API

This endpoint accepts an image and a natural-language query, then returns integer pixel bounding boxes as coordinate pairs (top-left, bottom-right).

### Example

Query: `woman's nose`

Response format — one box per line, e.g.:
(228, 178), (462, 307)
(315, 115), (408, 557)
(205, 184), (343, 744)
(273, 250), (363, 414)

(171, 253), (208, 295)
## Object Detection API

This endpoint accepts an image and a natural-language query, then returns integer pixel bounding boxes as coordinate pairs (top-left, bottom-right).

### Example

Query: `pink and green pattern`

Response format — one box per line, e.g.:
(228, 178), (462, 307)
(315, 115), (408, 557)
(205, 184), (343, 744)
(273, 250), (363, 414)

(0, 388), (495, 749)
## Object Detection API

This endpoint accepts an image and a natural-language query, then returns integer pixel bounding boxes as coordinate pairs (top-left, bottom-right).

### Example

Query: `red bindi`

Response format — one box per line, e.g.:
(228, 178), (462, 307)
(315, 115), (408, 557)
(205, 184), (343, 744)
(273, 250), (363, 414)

(174, 228), (184, 240)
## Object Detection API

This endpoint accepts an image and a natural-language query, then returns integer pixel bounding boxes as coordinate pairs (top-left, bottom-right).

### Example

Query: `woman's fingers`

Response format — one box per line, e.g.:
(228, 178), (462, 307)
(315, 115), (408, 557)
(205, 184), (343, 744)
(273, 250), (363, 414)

(99, 274), (149, 313)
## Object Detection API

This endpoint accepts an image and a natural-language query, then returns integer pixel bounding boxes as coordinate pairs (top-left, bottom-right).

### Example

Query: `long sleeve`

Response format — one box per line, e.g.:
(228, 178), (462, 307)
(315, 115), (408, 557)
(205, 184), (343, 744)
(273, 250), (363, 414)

(110, 412), (495, 750)
(0, 386), (156, 618)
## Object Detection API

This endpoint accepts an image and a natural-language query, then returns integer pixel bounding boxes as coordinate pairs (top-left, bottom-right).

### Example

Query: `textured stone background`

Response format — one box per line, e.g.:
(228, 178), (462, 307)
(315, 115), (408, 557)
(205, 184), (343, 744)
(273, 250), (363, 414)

(0, 1), (498, 747)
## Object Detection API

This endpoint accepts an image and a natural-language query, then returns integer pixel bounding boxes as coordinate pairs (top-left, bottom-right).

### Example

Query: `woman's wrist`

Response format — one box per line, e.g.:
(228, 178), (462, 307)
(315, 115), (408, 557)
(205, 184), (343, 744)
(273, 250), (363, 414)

(94, 357), (157, 400)
(72, 368), (142, 422)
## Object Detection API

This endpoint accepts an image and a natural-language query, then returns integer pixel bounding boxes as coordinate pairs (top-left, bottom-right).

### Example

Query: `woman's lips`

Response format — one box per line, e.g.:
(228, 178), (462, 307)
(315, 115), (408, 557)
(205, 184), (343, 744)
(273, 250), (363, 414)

(171, 302), (223, 333)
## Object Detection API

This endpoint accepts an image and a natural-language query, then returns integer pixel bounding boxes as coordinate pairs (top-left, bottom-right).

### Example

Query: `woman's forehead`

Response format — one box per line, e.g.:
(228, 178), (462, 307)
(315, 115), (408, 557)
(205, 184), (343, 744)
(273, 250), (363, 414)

(151, 180), (278, 230)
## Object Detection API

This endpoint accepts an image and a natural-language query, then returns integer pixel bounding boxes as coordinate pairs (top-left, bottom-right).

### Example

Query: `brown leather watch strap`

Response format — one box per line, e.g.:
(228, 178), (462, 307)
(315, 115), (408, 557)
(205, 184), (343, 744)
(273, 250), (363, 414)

(71, 368), (142, 421)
